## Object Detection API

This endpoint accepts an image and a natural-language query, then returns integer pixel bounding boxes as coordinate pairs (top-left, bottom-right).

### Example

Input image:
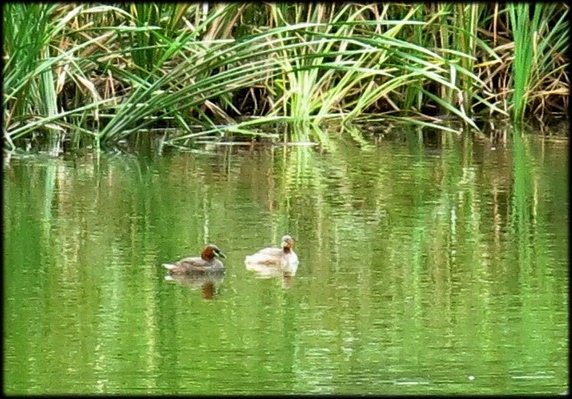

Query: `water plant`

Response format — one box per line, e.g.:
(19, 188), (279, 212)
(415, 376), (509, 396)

(2, 3), (568, 152)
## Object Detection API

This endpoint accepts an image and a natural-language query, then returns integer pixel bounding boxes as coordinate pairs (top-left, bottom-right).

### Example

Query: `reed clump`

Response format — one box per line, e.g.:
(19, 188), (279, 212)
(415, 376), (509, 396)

(3, 3), (568, 152)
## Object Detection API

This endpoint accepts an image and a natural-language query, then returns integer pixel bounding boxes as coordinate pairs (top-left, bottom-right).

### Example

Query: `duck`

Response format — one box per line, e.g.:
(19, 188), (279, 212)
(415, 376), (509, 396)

(163, 244), (226, 275)
(244, 235), (299, 276)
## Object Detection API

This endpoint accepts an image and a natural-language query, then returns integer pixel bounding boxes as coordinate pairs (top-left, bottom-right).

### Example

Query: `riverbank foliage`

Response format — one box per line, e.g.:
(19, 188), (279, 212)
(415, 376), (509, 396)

(3, 3), (569, 151)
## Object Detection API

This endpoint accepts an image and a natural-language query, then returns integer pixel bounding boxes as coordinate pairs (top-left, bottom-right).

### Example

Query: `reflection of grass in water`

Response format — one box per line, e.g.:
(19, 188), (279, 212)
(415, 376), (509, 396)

(275, 123), (395, 275)
(4, 125), (568, 393)
(277, 124), (565, 321)
(508, 126), (552, 283)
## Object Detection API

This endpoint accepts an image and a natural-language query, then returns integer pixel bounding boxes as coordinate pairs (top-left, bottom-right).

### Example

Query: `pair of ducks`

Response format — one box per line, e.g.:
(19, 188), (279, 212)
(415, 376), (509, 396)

(163, 235), (299, 276)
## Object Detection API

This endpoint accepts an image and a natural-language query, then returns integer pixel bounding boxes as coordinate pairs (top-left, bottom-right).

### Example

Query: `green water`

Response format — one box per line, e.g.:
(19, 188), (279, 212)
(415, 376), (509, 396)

(3, 128), (568, 394)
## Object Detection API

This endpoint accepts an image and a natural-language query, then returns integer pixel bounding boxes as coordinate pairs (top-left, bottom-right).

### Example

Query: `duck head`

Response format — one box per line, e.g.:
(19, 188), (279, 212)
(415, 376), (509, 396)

(281, 235), (294, 253)
(201, 244), (226, 261)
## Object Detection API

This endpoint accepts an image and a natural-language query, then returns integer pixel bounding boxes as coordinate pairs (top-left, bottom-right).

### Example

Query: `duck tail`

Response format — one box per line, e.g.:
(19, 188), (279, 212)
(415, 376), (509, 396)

(163, 263), (177, 270)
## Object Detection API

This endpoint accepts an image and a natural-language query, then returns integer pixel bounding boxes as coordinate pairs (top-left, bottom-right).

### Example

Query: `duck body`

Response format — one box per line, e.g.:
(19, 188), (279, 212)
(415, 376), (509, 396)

(245, 235), (299, 276)
(163, 244), (226, 275)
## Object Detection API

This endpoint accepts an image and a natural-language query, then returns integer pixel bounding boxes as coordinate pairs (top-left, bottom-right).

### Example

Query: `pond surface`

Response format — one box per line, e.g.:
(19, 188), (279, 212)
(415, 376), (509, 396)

(4, 125), (568, 394)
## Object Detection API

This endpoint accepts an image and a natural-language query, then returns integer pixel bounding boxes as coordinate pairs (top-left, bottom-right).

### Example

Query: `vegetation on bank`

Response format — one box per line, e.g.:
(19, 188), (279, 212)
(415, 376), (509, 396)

(3, 3), (569, 151)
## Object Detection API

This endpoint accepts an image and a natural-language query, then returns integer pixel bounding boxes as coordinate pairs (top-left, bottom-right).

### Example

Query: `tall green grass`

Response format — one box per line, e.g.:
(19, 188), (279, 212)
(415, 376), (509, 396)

(508, 3), (541, 123)
(508, 3), (569, 122)
(3, 3), (568, 152)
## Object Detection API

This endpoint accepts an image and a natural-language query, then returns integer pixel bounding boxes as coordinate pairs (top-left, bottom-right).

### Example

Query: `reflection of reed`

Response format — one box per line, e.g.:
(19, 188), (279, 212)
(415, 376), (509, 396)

(164, 270), (225, 299)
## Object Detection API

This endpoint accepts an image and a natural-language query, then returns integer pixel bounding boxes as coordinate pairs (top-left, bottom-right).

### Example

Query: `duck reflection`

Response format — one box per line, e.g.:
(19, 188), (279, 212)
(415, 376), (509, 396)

(164, 270), (225, 299)
(244, 263), (296, 288)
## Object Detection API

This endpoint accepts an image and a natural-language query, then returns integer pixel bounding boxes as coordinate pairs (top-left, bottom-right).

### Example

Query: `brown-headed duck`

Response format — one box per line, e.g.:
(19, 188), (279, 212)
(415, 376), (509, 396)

(163, 244), (226, 274)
